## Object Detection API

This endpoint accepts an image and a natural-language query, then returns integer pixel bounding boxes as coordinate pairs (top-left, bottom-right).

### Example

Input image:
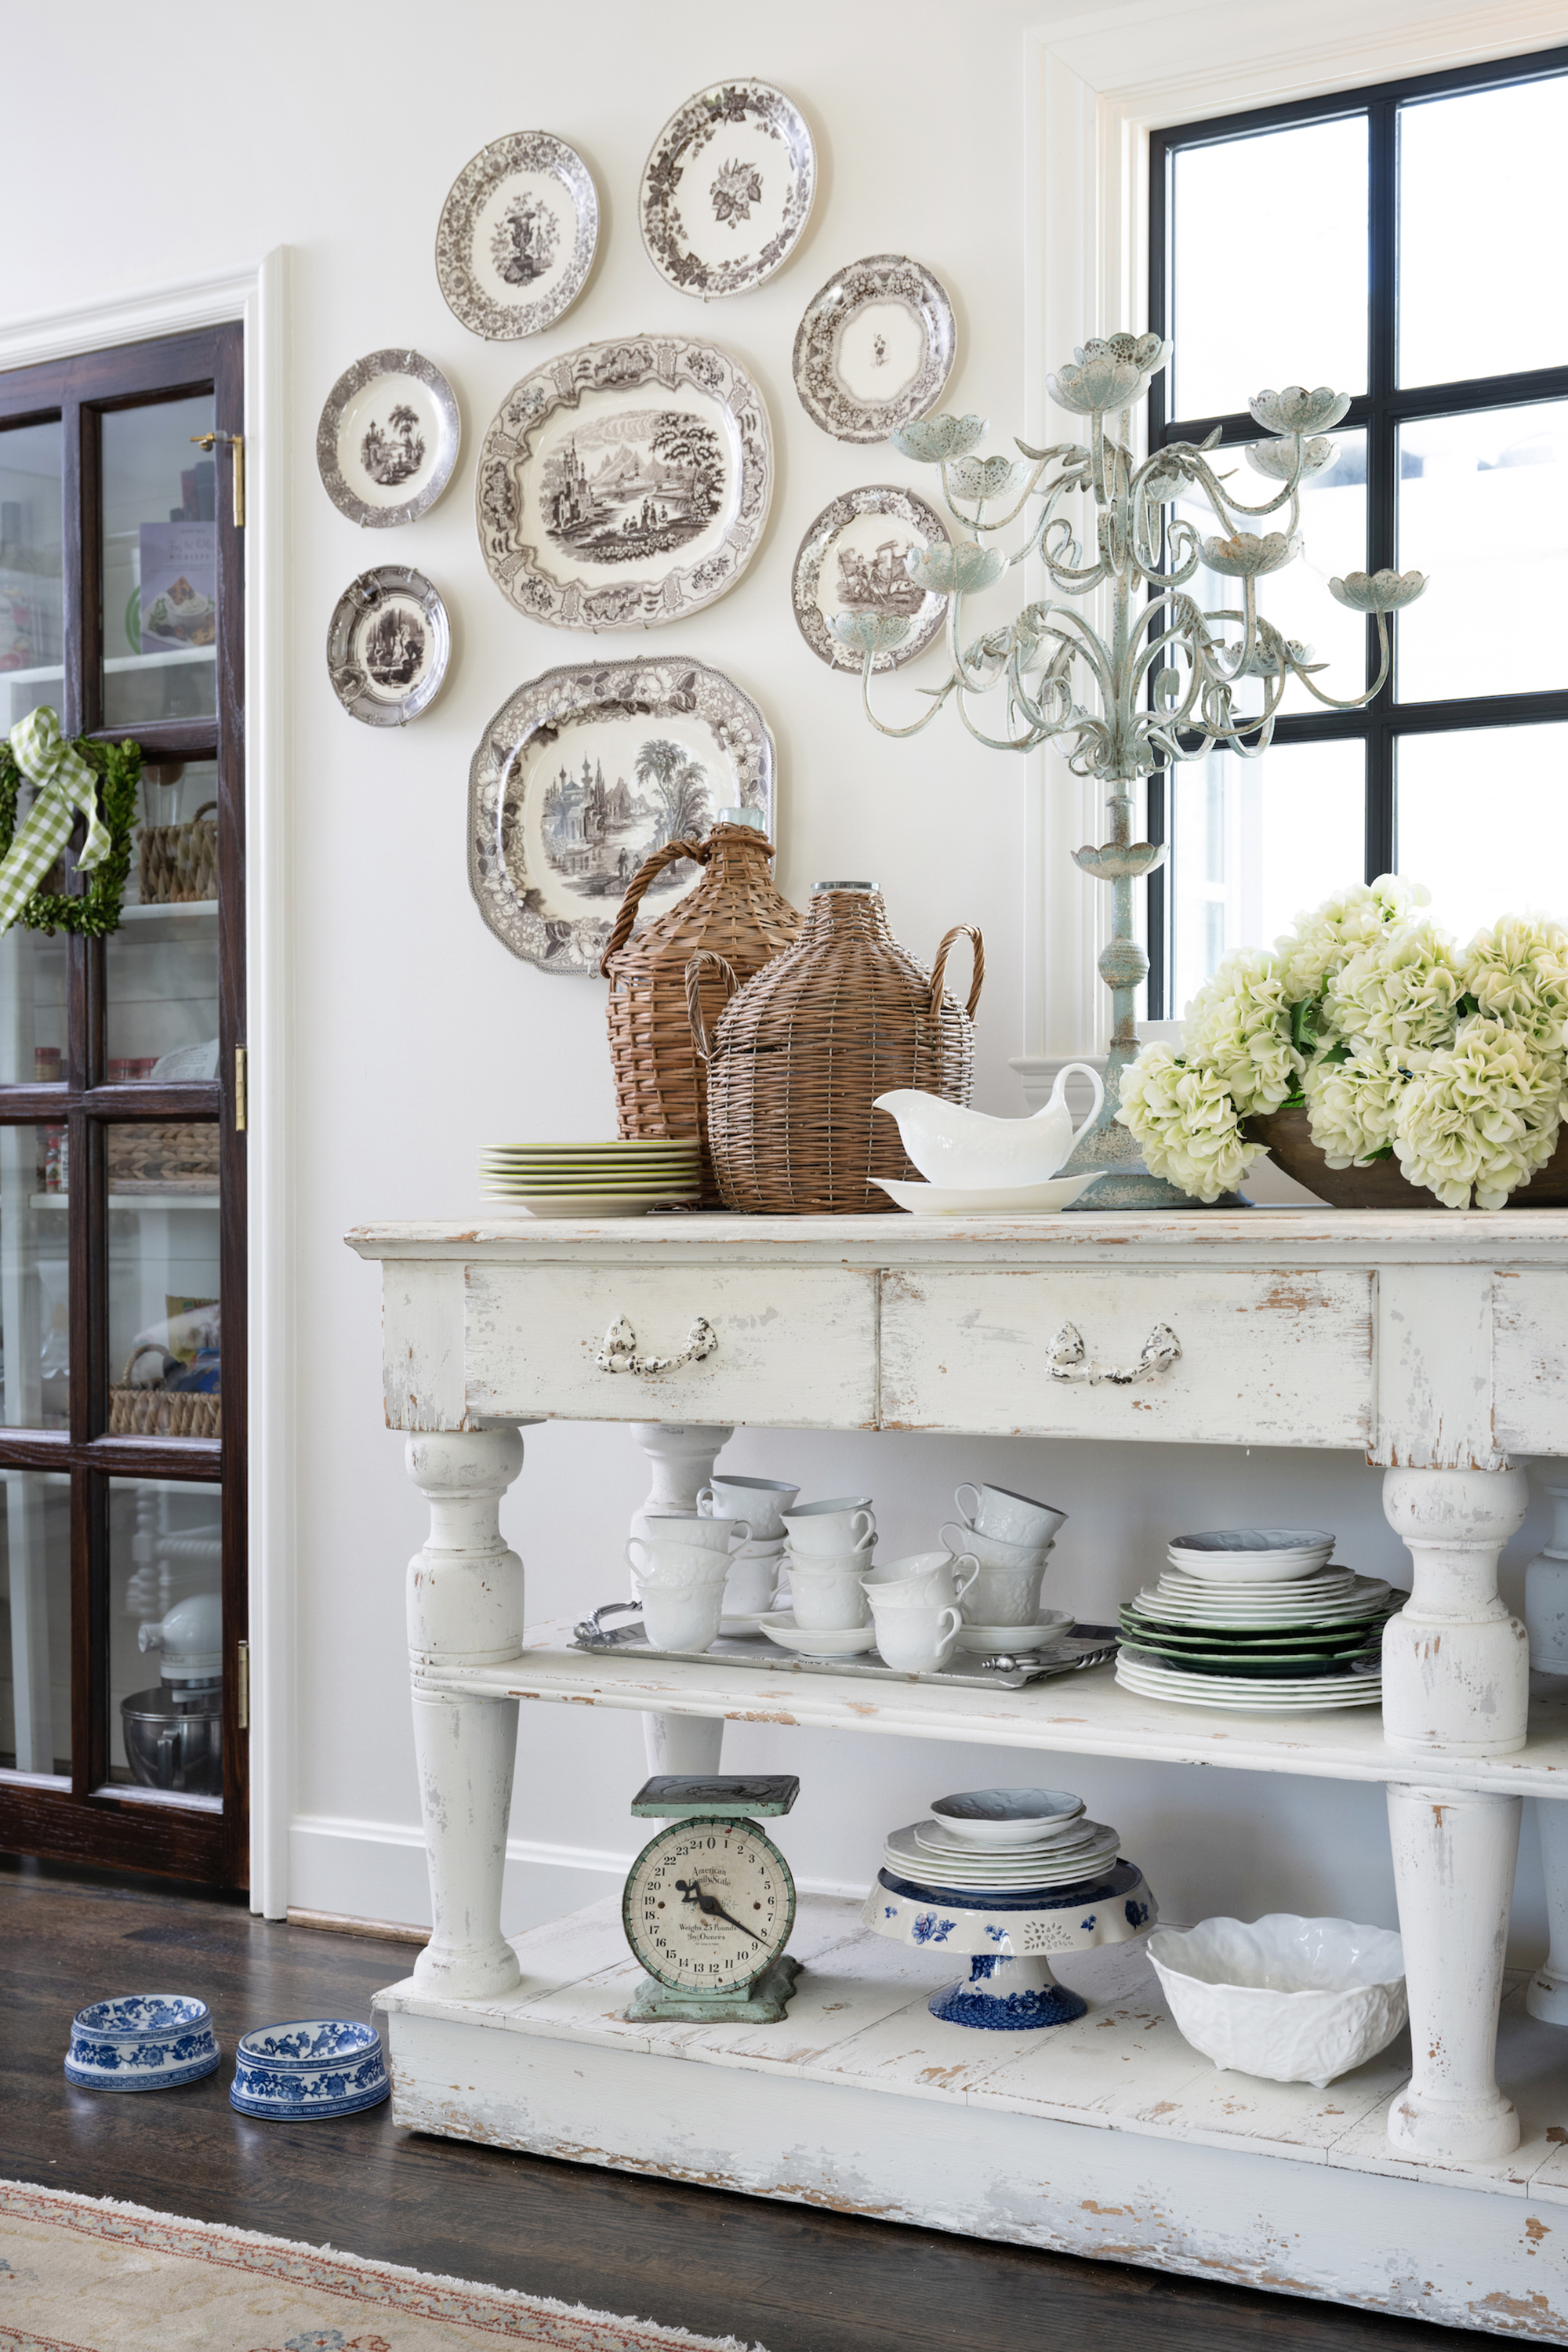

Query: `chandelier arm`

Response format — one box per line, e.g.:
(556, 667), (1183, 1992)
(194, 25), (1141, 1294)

(1290, 613), (1393, 711)
(855, 654), (959, 742)
(949, 679), (1054, 753)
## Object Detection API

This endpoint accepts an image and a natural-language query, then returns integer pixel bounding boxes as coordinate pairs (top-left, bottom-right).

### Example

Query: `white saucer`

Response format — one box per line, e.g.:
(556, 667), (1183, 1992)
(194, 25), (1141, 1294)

(956, 1611), (1074, 1654)
(757, 1612), (877, 1659)
(874, 1173), (1107, 1216)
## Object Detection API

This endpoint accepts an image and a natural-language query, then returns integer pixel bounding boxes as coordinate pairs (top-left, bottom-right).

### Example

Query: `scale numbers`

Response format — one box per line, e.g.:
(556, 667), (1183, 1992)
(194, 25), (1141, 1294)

(623, 1813), (796, 1994)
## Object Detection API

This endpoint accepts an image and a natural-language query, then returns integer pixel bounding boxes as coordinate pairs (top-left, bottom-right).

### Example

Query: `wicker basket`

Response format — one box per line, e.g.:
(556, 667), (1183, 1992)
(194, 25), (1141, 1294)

(688, 882), (983, 1214)
(138, 801), (217, 905)
(602, 820), (801, 1207)
(107, 1124), (220, 1191)
(108, 1361), (221, 1439)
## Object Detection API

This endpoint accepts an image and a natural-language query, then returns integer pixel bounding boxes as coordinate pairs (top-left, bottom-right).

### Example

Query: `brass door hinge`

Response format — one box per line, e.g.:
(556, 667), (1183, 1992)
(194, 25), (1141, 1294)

(191, 430), (245, 527)
(236, 1639), (251, 1733)
(235, 1045), (248, 1131)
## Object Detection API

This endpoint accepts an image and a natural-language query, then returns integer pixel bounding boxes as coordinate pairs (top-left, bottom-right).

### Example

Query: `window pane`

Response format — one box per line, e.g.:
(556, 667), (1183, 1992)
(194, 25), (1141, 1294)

(1171, 430), (1367, 717)
(107, 1125), (220, 1436)
(1171, 116), (1367, 420)
(1397, 723), (1568, 938)
(1170, 738), (1365, 1014)
(1399, 77), (1568, 388)
(110, 1476), (222, 1802)
(1397, 400), (1568, 702)
(0, 1127), (70, 1430)
(0, 418), (64, 735)
(0, 1469), (71, 1777)
(110, 759), (220, 1073)
(102, 394), (217, 730)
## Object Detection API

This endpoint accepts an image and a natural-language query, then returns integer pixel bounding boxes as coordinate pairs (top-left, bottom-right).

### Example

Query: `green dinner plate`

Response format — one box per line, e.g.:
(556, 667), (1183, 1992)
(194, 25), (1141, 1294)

(1119, 1608), (1389, 1653)
(1120, 1640), (1381, 1679)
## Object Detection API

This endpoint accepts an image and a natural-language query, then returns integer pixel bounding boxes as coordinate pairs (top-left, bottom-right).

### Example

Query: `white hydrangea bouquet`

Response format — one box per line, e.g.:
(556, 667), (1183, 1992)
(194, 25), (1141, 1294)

(1118, 878), (1568, 1207)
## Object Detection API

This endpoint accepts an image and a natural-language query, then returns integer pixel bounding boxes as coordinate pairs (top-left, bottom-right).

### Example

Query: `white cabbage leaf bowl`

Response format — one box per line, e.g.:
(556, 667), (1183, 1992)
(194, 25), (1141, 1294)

(1147, 1912), (1406, 2088)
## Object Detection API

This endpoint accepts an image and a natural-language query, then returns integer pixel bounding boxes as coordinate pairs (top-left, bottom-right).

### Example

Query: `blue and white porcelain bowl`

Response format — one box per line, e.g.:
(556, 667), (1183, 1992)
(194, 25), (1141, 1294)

(230, 2018), (390, 2120)
(64, 1994), (220, 2091)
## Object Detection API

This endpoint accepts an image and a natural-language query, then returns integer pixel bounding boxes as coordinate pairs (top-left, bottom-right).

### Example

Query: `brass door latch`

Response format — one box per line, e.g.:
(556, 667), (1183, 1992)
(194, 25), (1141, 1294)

(191, 431), (245, 527)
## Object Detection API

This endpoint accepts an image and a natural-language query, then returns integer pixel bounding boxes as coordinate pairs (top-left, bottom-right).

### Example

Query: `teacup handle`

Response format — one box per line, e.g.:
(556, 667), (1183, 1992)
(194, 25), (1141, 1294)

(954, 1485), (982, 1526)
(1060, 1060), (1106, 1147)
(626, 1539), (655, 1583)
(939, 1521), (972, 1558)
(949, 1553), (979, 1603)
(728, 1518), (752, 1544)
(850, 1508), (874, 1546)
(695, 1486), (716, 1515)
(938, 1605), (962, 1648)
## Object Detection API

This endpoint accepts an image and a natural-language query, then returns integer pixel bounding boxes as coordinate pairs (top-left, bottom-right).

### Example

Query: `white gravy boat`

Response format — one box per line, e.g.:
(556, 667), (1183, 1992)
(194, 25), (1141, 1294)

(875, 1064), (1105, 1189)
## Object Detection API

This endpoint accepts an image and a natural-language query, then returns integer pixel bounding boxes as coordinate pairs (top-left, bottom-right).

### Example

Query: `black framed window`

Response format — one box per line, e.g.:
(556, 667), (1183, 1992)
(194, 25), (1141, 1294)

(1146, 46), (1568, 1018)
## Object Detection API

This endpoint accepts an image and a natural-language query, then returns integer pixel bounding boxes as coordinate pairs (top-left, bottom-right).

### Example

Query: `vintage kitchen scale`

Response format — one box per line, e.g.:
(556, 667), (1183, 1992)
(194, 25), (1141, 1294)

(622, 1773), (804, 2024)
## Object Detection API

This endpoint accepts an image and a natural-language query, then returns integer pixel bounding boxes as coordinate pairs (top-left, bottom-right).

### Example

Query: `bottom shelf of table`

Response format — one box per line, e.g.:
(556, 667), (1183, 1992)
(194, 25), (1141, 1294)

(377, 1892), (1568, 2342)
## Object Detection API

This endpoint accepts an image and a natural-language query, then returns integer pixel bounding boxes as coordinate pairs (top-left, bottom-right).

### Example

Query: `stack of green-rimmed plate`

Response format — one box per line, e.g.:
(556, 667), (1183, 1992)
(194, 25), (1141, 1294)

(1115, 1560), (1400, 1713)
(480, 1139), (702, 1219)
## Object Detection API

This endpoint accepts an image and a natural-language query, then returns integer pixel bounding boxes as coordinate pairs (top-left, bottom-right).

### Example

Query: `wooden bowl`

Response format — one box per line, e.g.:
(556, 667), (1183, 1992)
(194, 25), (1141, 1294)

(1249, 1102), (1568, 1210)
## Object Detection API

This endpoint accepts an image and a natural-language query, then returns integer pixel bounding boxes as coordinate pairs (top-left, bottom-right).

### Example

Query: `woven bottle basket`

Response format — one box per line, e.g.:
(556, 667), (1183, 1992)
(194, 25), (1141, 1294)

(687, 882), (983, 1214)
(139, 800), (217, 905)
(601, 820), (800, 1207)
(108, 1366), (221, 1439)
(107, 1123), (220, 1191)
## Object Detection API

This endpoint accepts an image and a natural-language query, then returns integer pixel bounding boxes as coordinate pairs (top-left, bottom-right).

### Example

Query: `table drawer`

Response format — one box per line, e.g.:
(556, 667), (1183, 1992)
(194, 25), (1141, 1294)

(1493, 1269), (1568, 1455)
(880, 1266), (1374, 1446)
(463, 1262), (878, 1428)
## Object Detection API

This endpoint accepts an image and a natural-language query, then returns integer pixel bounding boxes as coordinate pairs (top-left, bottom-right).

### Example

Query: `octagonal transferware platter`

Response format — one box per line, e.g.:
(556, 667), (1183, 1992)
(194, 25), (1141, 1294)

(793, 255), (956, 442)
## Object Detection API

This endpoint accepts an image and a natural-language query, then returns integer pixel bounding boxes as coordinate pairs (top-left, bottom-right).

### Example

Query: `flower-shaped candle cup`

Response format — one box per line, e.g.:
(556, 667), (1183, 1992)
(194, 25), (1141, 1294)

(1328, 568), (1428, 614)
(230, 2018), (390, 2120)
(891, 412), (989, 464)
(830, 611), (914, 660)
(65, 1994), (220, 2092)
(1047, 332), (1171, 416)
(1200, 530), (1301, 579)
(1248, 386), (1352, 437)
(1246, 434), (1336, 483)
(904, 541), (1007, 597)
(946, 455), (1030, 504)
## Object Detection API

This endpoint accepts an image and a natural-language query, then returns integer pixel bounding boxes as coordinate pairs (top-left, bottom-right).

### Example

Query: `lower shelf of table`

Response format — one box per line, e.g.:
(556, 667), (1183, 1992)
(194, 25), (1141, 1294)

(378, 1894), (1568, 2343)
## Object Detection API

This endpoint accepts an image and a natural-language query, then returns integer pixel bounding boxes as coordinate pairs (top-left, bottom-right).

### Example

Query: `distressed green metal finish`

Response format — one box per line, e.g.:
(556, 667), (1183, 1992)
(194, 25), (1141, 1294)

(622, 1810), (799, 2020)
(630, 1773), (800, 1819)
(626, 1952), (804, 2025)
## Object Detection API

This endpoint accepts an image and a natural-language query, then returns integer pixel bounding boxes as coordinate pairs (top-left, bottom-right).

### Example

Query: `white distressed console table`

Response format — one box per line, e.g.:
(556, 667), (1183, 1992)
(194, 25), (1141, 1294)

(348, 1209), (1568, 2340)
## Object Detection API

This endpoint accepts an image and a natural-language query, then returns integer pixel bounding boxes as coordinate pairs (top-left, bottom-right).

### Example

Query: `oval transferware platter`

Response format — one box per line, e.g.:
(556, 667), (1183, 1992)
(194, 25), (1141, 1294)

(326, 565), (450, 728)
(436, 130), (598, 340)
(469, 656), (776, 972)
(315, 350), (459, 527)
(641, 80), (815, 299)
(476, 336), (771, 630)
(793, 255), (956, 442)
(793, 485), (949, 673)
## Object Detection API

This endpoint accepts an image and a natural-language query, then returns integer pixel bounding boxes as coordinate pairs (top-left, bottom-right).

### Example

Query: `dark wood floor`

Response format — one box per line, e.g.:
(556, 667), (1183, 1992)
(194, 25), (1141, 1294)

(0, 1858), (1501, 2351)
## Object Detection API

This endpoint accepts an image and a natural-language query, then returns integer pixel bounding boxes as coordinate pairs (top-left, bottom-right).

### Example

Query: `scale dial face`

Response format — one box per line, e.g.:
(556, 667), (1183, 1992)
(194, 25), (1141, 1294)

(623, 1813), (796, 1994)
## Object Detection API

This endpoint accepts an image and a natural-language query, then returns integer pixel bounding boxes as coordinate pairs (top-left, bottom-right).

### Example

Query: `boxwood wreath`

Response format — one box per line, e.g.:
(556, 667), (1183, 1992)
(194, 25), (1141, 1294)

(0, 733), (140, 935)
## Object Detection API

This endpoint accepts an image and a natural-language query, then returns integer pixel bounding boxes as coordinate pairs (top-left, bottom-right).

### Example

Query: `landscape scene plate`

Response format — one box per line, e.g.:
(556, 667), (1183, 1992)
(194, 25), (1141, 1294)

(469, 655), (775, 973)
(641, 80), (815, 299)
(793, 254), (955, 442)
(793, 485), (949, 673)
(477, 336), (771, 630)
(436, 130), (598, 340)
(325, 566), (449, 728)
(316, 350), (459, 528)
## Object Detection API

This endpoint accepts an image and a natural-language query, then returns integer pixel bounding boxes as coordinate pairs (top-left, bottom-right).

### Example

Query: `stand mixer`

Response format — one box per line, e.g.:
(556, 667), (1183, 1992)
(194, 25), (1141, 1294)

(121, 1589), (223, 1796)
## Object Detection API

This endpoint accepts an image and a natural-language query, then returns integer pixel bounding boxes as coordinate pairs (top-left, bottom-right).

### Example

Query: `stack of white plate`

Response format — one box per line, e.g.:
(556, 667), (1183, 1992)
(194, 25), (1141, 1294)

(1116, 1655), (1384, 1712)
(1131, 1568), (1392, 1628)
(480, 1139), (702, 1218)
(884, 1817), (1120, 1892)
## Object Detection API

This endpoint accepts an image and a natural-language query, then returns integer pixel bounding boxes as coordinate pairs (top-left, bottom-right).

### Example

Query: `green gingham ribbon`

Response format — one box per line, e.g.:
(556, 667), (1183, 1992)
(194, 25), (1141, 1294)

(0, 706), (111, 933)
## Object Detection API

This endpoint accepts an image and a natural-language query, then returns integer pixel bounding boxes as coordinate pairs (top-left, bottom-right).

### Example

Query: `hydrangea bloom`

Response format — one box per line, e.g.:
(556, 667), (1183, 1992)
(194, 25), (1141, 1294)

(1116, 1049), (1263, 1203)
(1464, 914), (1568, 1049)
(1393, 1017), (1566, 1209)
(1272, 875), (1428, 1006)
(1180, 949), (1301, 1115)
(1326, 919), (1464, 1055)
(1302, 1047), (1413, 1167)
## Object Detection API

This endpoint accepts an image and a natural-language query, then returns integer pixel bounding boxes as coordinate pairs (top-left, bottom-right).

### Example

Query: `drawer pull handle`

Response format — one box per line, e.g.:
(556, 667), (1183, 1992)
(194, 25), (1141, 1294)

(1047, 1319), (1181, 1387)
(595, 1315), (717, 1377)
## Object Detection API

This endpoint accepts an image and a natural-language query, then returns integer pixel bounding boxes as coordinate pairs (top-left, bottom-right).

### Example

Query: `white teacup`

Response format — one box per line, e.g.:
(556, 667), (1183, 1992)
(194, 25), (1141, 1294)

(643, 1512), (751, 1552)
(697, 1475), (800, 1540)
(865, 1551), (978, 1608)
(869, 1595), (963, 1673)
(723, 1555), (782, 1616)
(626, 1537), (731, 1588)
(942, 1520), (1054, 1570)
(789, 1559), (872, 1631)
(955, 1483), (1065, 1548)
(633, 1572), (724, 1653)
(963, 1561), (1050, 1627)
(783, 1498), (876, 1555)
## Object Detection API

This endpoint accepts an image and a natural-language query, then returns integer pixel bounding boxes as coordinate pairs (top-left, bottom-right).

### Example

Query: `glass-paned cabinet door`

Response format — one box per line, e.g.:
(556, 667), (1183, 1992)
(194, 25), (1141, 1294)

(101, 395), (219, 730)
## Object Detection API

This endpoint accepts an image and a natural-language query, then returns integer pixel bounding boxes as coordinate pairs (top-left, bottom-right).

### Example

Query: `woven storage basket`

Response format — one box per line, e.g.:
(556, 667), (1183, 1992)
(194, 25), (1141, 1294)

(688, 882), (983, 1214)
(107, 1124), (220, 1190)
(138, 801), (217, 905)
(109, 1367), (221, 1439)
(602, 820), (801, 1207)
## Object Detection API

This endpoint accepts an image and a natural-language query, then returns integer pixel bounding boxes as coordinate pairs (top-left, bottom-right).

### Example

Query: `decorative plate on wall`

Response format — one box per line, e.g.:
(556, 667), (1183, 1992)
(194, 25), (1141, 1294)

(469, 656), (775, 972)
(326, 565), (450, 727)
(641, 80), (815, 299)
(793, 485), (950, 672)
(476, 336), (771, 631)
(435, 130), (599, 340)
(793, 255), (956, 442)
(315, 351), (460, 527)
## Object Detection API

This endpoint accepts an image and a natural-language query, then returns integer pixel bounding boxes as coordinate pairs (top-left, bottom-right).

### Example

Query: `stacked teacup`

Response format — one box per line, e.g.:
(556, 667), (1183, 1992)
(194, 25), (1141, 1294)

(696, 1473), (799, 1624)
(862, 1549), (978, 1673)
(940, 1481), (1069, 1655)
(779, 1496), (877, 1635)
(627, 1511), (751, 1653)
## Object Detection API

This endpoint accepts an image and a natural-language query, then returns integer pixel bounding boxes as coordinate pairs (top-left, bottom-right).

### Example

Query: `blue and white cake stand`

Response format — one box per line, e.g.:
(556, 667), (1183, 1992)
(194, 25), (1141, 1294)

(862, 1860), (1157, 2027)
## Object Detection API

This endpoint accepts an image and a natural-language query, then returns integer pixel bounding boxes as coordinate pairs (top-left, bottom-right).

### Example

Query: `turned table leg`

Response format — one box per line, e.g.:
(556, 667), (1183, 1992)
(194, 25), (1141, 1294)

(630, 1421), (733, 1777)
(405, 1425), (535, 1999)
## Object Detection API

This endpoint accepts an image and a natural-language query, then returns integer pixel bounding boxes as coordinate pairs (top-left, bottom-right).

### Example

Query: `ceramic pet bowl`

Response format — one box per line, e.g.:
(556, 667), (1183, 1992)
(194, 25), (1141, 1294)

(928, 1788), (1087, 1847)
(230, 2017), (390, 2119)
(1147, 1913), (1406, 2088)
(65, 1994), (220, 2092)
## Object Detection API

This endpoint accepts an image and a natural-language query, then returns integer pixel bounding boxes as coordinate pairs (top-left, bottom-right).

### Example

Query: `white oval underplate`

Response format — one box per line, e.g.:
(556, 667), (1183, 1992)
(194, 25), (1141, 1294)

(875, 1173), (1106, 1216)
(955, 1611), (1073, 1654)
(757, 1612), (877, 1658)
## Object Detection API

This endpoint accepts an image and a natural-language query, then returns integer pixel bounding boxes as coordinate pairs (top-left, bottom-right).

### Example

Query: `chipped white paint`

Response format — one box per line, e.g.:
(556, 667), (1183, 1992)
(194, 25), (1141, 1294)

(1381, 1468), (1530, 1759)
(1526, 1464), (1568, 1676)
(1530, 1798), (1568, 2027)
(1046, 1316), (1181, 1385)
(1494, 1271), (1568, 1458)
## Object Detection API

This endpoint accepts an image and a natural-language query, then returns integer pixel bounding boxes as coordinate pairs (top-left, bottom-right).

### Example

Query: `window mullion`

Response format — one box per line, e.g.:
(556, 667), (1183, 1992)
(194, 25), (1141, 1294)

(1365, 96), (1399, 880)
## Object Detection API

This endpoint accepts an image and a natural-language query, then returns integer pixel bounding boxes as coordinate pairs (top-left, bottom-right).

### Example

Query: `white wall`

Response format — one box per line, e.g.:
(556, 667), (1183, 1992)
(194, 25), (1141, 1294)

(3, 0), (1552, 1955)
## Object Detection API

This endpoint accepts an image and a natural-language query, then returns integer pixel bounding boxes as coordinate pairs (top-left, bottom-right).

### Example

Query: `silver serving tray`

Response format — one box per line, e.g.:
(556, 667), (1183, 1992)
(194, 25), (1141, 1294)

(572, 1602), (1118, 1693)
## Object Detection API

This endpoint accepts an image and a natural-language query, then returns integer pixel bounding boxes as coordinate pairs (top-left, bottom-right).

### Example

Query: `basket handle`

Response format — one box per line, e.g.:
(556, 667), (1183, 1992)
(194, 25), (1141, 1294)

(597, 837), (710, 977)
(684, 951), (739, 1064)
(928, 924), (985, 1019)
(192, 802), (217, 822)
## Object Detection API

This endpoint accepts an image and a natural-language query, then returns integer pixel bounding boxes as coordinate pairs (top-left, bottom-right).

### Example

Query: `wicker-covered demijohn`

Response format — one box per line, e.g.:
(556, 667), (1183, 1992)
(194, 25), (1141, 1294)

(602, 819), (800, 1207)
(688, 881), (983, 1214)
(138, 801), (217, 905)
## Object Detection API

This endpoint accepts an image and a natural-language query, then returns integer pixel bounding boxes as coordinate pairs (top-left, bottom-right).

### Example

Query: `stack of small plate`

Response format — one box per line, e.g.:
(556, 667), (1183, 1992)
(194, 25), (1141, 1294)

(884, 1815), (1121, 1893)
(480, 1139), (702, 1218)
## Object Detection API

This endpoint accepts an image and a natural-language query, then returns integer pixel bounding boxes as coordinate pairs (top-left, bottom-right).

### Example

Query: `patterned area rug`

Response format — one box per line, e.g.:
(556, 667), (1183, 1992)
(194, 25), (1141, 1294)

(0, 2180), (758, 2351)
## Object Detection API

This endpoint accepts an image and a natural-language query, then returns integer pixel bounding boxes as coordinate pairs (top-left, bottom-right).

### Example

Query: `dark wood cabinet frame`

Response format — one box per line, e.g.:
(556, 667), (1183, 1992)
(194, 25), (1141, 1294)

(0, 323), (245, 1886)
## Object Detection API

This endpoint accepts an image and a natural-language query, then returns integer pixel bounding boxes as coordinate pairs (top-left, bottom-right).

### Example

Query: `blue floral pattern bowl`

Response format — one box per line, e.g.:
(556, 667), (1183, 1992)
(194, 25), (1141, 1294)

(230, 2018), (390, 2120)
(64, 1994), (220, 2092)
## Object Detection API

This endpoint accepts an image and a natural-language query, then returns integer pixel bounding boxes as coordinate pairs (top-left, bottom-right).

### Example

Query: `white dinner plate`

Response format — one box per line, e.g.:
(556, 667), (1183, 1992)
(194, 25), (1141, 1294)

(1116, 1664), (1383, 1714)
(914, 1818), (1094, 1861)
(884, 1821), (1120, 1889)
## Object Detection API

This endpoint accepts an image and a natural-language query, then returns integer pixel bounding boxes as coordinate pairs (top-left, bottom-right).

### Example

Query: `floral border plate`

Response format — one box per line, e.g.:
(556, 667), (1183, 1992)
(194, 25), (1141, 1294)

(641, 79), (815, 299)
(477, 336), (771, 630)
(793, 485), (950, 673)
(315, 350), (460, 528)
(326, 565), (450, 728)
(435, 130), (598, 340)
(468, 655), (775, 973)
(793, 255), (956, 442)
